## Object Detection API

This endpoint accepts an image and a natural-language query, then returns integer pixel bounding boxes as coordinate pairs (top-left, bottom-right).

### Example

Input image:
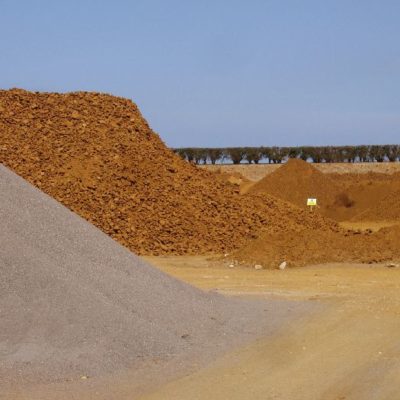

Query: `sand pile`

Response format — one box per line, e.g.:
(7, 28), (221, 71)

(0, 165), (299, 392)
(247, 159), (340, 209)
(0, 89), (276, 255)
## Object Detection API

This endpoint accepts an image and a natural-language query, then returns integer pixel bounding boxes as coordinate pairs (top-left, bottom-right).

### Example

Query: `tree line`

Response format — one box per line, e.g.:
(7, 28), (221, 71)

(173, 145), (400, 164)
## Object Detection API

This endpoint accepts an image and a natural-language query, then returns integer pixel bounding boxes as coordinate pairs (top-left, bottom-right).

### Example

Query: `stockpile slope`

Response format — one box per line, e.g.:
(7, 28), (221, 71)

(247, 159), (340, 209)
(0, 165), (283, 389)
(0, 89), (296, 255)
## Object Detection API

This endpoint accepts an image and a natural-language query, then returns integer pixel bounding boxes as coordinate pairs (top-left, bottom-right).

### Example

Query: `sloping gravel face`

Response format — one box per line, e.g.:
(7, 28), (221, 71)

(0, 165), (300, 390)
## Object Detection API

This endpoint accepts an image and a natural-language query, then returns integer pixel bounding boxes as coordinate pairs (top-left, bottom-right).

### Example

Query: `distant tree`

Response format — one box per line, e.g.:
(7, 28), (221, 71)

(299, 146), (313, 161)
(261, 147), (273, 163)
(356, 145), (369, 162)
(207, 148), (223, 164)
(334, 147), (346, 163)
(269, 147), (284, 163)
(287, 147), (299, 159)
(193, 148), (208, 164)
(385, 145), (399, 162)
(370, 145), (385, 162)
(321, 146), (337, 163)
(245, 147), (263, 164)
(393, 145), (400, 161)
(174, 148), (187, 160)
(184, 148), (196, 163)
(319, 147), (329, 163)
(281, 147), (290, 161)
(341, 146), (357, 163)
(310, 147), (324, 163)
(226, 147), (247, 164)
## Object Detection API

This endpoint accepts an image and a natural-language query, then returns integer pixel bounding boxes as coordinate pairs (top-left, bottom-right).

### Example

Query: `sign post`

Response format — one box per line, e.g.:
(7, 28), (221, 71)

(307, 198), (317, 211)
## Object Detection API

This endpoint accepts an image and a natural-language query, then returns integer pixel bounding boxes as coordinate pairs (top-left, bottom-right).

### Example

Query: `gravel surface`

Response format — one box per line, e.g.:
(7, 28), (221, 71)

(0, 165), (309, 397)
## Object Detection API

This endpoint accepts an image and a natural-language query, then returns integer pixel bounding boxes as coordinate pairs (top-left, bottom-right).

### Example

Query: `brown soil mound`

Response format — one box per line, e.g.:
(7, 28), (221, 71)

(232, 224), (400, 268)
(0, 89), (338, 255)
(247, 159), (340, 209)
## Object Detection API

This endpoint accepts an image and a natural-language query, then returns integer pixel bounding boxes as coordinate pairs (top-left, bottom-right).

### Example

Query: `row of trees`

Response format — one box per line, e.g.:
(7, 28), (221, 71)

(173, 145), (400, 164)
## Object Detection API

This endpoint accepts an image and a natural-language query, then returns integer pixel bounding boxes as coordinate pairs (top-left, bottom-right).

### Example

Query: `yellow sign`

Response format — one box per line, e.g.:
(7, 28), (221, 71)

(307, 198), (317, 206)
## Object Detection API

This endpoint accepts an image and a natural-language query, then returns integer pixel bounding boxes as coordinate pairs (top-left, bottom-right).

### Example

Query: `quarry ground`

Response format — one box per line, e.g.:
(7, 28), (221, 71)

(142, 256), (400, 400)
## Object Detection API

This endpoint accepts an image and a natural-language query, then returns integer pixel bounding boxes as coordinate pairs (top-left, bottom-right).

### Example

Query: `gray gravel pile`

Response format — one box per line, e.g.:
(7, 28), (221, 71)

(0, 165), (300, 391)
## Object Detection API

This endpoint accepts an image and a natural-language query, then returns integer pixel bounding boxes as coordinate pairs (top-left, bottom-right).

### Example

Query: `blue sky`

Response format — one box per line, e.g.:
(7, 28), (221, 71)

(1, 1), (399, 147)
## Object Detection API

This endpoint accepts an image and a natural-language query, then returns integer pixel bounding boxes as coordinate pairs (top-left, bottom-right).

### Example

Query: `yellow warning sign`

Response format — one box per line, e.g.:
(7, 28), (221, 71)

(307, 198), (317, 206)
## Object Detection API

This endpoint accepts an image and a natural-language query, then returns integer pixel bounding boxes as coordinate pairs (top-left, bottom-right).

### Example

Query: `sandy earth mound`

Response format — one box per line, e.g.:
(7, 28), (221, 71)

(0, 89), (333, 256)
(0, 164), (305, 395)
(247, 159), (340, 209)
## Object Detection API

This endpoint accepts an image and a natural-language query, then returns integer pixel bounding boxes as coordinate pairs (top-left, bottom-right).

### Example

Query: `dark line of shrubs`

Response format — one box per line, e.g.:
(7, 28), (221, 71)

(173, 145), (400, 164)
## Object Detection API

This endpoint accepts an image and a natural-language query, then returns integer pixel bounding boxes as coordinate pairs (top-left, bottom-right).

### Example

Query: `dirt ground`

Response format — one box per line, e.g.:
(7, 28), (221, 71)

(141, 255), (400, 400)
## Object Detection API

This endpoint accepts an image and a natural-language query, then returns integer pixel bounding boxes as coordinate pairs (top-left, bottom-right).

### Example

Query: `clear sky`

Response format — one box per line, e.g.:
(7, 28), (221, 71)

(1, 1), (399, 147)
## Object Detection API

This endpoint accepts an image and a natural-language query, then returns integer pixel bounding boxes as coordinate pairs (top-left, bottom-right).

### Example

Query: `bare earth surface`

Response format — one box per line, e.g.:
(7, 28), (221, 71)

(142, 256), (400, 400)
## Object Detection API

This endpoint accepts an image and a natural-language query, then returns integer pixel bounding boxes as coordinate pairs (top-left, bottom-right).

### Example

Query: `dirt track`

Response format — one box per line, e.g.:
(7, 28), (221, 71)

(142, 256), (400, 399)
